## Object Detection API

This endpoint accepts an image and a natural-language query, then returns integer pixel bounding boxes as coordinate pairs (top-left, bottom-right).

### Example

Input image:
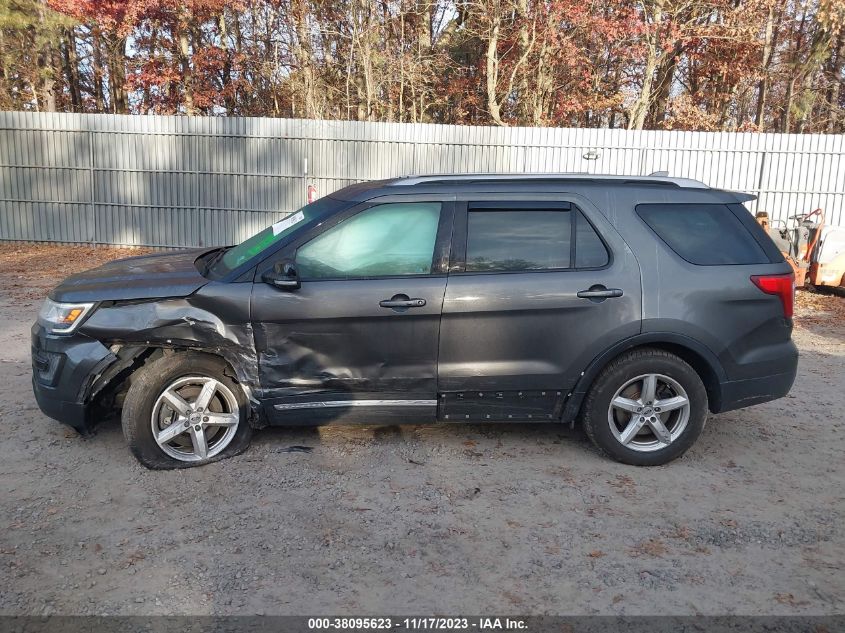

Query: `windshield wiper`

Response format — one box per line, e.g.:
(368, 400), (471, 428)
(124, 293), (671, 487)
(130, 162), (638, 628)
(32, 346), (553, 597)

(201, 247), (230, 275)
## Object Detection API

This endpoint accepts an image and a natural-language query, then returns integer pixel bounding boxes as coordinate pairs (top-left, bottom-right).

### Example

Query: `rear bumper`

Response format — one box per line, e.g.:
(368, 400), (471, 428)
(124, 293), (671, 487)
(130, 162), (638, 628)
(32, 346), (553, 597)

(31, 323), (115, 435)
(714, 341), (798, 413)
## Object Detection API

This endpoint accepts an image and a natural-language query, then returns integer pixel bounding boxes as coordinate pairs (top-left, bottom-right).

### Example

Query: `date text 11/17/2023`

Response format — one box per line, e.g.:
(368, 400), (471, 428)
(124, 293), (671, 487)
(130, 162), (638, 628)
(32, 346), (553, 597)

(307, 617), (528, 631)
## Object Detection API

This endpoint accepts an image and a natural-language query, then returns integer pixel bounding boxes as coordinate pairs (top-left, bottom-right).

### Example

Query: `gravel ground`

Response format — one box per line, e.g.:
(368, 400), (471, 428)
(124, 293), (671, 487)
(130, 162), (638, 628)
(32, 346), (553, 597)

(0, 244), (842, 616)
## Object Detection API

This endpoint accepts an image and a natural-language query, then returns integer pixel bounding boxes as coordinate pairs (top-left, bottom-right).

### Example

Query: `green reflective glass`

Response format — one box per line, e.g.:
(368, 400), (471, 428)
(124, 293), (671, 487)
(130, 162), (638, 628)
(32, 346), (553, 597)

(215, 196), (347, 275)
(296, 202), (441, 279)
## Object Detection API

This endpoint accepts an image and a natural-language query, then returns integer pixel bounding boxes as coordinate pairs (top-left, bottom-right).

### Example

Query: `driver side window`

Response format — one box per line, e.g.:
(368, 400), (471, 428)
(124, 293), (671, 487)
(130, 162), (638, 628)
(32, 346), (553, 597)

(295, 202), (442, 280)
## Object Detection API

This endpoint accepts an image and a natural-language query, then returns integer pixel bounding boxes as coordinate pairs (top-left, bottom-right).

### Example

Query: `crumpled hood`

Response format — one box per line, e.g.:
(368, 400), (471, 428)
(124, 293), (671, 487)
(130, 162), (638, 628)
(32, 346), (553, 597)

(49, 248), (213, 303)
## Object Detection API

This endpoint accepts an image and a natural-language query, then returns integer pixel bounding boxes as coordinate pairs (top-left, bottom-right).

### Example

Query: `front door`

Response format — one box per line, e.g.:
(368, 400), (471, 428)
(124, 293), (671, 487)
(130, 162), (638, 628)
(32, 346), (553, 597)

(252, 197), (454, 425)
(437, 194), (642, 421)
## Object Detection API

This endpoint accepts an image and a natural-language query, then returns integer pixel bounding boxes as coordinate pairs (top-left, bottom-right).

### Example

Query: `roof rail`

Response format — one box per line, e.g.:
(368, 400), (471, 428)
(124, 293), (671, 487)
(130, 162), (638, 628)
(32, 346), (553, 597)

(391, 173), (709, 189)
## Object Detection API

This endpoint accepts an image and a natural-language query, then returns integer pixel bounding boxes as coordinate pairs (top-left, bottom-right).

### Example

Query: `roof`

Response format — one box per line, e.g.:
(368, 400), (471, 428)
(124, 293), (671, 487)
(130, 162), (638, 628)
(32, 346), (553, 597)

(330, 173), (756, 204)
(389, 173), (709, 189)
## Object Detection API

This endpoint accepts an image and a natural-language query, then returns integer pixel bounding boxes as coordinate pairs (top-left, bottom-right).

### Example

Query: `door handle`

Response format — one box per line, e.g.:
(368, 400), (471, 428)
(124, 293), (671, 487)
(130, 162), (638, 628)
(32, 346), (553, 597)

(379, 296), (426, 309)
(577, 286), (623, 300)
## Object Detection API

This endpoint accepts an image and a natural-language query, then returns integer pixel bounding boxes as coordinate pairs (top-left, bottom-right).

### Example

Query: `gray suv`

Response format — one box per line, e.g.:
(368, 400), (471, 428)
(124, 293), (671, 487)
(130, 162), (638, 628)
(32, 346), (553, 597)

(31, 174), (798, 468)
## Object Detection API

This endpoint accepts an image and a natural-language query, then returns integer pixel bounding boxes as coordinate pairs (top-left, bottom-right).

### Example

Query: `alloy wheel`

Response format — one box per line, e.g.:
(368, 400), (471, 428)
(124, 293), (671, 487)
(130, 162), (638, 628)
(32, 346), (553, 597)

(150, 376), (240, 462)
(607, 373), (691, 453)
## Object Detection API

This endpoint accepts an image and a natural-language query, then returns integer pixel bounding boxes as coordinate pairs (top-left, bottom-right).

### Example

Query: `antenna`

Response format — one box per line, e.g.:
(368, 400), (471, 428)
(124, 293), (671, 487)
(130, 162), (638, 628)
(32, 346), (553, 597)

(649, 170), (669, 177)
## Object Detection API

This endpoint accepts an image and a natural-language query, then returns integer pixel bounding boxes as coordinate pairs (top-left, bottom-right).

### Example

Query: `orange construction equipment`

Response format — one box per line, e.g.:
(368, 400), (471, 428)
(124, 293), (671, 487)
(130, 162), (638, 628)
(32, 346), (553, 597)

(756, 208), (845, 292)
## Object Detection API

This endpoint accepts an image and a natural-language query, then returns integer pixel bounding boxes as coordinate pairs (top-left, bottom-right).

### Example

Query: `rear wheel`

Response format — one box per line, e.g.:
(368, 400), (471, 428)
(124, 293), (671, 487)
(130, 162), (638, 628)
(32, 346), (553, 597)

(122, 353), (252, 469)
(581, 348), (707, 466)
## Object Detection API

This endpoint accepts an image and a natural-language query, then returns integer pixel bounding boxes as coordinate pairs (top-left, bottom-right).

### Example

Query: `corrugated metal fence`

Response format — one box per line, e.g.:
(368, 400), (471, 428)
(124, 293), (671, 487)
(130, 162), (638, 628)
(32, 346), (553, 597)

(1, 111), (843, 248)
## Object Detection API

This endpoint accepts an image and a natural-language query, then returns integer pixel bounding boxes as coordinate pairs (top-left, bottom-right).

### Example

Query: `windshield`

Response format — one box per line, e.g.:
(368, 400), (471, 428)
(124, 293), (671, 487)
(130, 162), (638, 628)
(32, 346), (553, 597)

(210, 196), (348, 276)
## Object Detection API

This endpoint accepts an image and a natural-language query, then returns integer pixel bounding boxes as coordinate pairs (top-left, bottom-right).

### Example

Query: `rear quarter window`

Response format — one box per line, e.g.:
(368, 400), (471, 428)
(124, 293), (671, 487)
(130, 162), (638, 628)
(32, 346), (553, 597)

(636, 203), (770, 265)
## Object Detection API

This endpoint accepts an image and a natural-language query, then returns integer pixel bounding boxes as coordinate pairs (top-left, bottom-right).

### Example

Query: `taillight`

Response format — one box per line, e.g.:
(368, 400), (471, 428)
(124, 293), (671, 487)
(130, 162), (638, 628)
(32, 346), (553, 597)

(751, 273), (795, 318)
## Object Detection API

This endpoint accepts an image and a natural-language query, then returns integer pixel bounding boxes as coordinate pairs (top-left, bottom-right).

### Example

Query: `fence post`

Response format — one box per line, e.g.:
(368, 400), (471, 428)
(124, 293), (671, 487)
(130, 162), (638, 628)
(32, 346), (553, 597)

(87, 125), (95, 244)
(756, 150), (767, 216)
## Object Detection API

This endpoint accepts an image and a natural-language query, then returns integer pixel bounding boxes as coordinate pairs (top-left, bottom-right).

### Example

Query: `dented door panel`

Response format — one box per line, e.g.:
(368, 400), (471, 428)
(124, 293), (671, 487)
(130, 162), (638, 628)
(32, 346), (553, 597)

(251, 277), (447, 424)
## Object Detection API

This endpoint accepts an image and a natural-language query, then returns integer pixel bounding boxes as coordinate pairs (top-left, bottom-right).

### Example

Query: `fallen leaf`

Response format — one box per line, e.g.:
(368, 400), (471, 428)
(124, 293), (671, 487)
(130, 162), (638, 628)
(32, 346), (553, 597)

(775, 593), (810, 607)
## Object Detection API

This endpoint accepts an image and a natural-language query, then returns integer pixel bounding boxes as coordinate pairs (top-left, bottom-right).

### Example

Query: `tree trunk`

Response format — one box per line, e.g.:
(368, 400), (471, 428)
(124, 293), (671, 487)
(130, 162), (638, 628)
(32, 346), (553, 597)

(178, 28), (194, 115)
(648, 41), (680, 128)
(755, 5), (776, 128)
(106, 35), (128, 113)
(61, 27), (82, 112)
(0, 30), (6, 88)
(415, 0), (432, 123)
(628, 52), (657, 130)
(92, 29), (106, 112)
(172, 3), (196, 115)
(293, 1), (318, 119)
(628, 0), (664, 130)
(718, 83), (738, 130)
(532, 41), (552, 126)
(755, 78), (769, 128)
(827, 32), (844, 132)
(219, 12), (236, 115)
(514, 0), (532, 125)
(485, 16), (505, 126)
(141, 26), (158, 113)
(36, 0), (56, 111)
(399, 7), (405, 122)
(781, 77), (794, 133)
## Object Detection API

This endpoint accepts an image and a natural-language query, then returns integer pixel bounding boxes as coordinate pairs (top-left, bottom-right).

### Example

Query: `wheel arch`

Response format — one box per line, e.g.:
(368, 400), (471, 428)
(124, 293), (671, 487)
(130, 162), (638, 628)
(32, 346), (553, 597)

(562, 333), (727, 422)
(85, 345), (263, 427)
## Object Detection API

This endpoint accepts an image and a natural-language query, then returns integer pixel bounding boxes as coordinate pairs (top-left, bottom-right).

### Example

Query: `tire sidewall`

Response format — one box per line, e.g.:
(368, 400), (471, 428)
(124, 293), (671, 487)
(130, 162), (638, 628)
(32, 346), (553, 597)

(584, 352), (708, 466)
(122, 353), (252, 469)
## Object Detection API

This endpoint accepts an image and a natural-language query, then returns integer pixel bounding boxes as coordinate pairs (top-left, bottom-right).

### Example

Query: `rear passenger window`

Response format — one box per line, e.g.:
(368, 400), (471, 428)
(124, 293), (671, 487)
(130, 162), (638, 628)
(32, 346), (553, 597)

(466, 210), (571, 272)
(637, 204), (769, 265)
(575, 210), (610, 268)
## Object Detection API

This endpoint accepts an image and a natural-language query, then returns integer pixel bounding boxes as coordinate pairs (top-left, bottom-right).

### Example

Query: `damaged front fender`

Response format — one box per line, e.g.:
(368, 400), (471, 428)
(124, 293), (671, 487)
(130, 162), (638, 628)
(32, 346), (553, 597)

(78, 281), (263, 424)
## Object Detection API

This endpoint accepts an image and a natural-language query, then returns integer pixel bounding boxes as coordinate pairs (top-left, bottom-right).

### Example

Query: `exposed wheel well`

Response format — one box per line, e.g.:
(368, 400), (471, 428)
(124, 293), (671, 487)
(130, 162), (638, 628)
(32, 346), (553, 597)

(87, 346), (245, 421)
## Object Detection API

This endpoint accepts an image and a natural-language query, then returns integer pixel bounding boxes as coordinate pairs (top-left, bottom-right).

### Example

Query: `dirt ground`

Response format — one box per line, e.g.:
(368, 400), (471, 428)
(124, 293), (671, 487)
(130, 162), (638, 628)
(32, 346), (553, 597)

(0, 243), (842, 616)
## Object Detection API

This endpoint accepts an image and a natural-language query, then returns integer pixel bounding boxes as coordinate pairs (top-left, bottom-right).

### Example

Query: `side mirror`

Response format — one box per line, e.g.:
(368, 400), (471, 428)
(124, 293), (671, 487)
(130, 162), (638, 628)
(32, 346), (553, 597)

(263, 260), (301, 291)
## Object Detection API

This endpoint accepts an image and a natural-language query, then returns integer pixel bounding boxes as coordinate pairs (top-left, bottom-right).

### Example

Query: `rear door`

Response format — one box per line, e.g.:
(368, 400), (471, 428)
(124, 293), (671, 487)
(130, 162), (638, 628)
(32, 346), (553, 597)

(437, 193), (642, 421)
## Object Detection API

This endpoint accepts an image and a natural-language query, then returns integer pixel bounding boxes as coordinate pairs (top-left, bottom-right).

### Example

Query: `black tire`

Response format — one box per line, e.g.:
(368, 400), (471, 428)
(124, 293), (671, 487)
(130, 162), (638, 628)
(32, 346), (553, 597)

(122, 352), (252, 469)
(581, 348), (708, 466)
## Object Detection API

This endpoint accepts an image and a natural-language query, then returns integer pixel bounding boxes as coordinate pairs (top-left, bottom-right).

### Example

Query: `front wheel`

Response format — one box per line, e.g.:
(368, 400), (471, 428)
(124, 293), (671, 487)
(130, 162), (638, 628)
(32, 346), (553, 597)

(581, 348), (708, 466)
(122, 353), (252, 469)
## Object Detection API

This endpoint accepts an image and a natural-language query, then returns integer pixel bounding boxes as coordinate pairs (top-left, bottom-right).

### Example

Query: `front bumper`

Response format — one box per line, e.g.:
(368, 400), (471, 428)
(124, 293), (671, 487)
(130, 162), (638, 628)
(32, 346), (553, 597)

(31, 322), (115, 434)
